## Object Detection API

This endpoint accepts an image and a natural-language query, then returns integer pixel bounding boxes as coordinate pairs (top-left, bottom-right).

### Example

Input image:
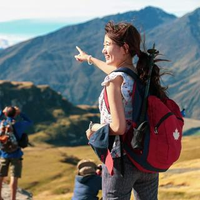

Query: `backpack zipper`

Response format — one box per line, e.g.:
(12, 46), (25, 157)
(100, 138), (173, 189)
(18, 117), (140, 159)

(154, 112), (174, 134)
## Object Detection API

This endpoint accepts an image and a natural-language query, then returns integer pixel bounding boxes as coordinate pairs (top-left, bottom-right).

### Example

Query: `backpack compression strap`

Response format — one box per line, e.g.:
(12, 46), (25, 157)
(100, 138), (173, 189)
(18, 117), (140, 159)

(103, 67), (140, 113)
(104, 87), (110, 113)
(114, 67), (140, 82)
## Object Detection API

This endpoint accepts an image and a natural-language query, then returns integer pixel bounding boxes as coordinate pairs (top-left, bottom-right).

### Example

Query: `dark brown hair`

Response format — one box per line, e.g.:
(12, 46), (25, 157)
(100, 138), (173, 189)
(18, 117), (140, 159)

(105, 21), (141, 57)
(105, 21), (168, 99)
(6, 106), (16, 118)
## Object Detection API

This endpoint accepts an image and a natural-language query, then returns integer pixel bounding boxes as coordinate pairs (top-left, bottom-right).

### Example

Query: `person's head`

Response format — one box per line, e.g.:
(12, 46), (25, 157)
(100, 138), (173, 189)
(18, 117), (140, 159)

(102, 21), (141, 67)
(4, 106), (16, 118)
(103, 21), (168, 100)
(77, 159), (97, 176)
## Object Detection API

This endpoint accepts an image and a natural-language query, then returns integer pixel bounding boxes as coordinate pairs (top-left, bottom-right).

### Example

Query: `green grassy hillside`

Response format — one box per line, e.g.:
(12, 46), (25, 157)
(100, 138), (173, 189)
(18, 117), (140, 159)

(0, 80), (100, 146)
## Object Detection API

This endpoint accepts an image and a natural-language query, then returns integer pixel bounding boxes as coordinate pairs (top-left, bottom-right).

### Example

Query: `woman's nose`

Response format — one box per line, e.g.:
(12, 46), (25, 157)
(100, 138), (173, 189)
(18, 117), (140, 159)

(102, 47), (106, 54)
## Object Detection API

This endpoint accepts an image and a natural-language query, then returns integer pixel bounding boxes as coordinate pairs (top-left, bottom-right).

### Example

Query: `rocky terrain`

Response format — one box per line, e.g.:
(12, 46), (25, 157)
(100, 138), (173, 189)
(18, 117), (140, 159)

(1, 183), (32, 200)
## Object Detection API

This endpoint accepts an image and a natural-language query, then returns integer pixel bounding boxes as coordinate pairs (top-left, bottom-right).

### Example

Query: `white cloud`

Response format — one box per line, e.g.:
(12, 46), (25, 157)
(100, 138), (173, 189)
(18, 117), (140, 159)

(0, 38), (9, 49)
(0, 0), (199, 22)
(0, 34), (31, 46)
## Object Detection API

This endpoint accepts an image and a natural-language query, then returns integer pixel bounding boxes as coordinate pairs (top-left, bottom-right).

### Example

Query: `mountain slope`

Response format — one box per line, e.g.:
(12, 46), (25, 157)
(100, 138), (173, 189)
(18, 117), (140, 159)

(0, 7), (199, 119)
(0, 80), (99, 146)
(0, 6), (176, 105)
(145, 7), (200, 119)
(0, 80), (78, 123)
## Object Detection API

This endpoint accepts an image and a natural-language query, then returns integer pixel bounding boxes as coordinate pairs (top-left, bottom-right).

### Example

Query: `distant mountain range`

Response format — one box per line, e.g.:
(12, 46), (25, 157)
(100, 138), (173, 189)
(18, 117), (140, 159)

(145, 7), (200, 119)
(0, 6), (199, 120)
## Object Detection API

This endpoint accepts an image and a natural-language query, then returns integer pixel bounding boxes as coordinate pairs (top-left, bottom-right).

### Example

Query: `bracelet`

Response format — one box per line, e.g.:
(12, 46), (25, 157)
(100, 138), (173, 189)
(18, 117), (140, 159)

(87, 55), (93, 65)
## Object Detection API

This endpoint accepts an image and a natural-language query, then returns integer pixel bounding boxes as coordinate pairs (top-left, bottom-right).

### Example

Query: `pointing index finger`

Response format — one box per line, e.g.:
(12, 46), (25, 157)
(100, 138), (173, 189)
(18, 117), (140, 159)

(76, 46), (82, 53)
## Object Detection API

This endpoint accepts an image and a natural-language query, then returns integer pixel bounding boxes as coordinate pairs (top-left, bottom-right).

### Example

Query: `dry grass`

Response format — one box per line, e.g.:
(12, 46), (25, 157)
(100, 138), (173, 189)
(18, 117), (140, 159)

(158, 136), (200, 200)
(16, 135), (200, 200)
(183, 118), (200, 132)
(18, 144), (100, 200)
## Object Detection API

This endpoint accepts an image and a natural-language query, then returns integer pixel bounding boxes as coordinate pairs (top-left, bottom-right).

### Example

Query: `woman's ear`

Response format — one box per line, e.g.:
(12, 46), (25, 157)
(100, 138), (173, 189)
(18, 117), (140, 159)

(123, 43), (129, 54)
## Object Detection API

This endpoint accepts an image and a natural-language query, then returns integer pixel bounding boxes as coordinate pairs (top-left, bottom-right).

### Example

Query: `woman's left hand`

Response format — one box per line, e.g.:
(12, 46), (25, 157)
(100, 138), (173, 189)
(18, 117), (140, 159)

(86, 128), (94, 140)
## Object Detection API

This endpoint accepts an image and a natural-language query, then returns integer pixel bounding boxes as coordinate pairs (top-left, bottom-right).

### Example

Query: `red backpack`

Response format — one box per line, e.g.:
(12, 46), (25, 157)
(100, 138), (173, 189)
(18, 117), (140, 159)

(104, 67), (184, 173)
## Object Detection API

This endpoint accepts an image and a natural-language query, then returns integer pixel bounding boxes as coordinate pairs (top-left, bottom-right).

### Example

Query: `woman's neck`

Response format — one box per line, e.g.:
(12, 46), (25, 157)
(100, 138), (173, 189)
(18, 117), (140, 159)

(117, 59), (136, 72)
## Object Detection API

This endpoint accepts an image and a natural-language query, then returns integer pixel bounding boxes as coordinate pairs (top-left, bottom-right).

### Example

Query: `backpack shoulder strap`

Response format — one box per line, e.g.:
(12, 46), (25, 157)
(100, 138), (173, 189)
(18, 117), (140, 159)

(12, 124), (20, 141)
(104, 67), (141, 113)
(103, 67), (142, 176)
(104, 67), (144, 118)
(5, 119), (19, 141)
(113, 67), (140, 83)
(103, 88), (110, 113)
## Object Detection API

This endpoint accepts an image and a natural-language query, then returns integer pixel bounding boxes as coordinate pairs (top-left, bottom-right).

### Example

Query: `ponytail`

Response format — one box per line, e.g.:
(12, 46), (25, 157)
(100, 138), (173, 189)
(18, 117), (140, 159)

(136, 50), (169, 100)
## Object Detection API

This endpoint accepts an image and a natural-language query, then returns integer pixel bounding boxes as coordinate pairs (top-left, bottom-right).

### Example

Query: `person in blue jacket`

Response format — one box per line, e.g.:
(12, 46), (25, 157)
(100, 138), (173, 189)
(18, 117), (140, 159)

(72, 159), (102, 200)
(0, 106), (33, 200)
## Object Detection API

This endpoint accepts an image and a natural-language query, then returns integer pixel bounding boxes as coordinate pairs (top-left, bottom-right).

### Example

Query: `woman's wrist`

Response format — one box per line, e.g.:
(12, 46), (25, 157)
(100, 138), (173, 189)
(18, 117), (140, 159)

(87, 55), (93, 65)
(89, 122), (106, 132)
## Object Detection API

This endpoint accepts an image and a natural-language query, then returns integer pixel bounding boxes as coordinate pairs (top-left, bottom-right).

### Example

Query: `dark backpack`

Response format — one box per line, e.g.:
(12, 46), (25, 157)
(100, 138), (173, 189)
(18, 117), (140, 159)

(104, 67), (184, 173)
(18, 133), (29, 148)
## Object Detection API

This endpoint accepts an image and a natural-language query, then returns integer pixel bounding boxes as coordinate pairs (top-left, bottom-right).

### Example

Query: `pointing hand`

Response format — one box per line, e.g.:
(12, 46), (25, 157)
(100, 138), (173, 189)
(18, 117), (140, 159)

(74, 46), (89, 62)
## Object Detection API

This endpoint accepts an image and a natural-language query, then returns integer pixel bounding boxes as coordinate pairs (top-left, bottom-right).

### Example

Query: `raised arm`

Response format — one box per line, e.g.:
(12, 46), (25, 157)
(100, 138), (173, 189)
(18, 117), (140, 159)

(75, 46), (117, 74)
(19, 112), (33, 126)
(14, 112), (33, 134)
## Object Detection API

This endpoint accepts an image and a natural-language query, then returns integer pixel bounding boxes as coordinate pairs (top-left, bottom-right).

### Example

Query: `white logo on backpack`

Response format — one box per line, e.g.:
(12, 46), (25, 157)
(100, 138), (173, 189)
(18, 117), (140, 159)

(173, 129), (180, 140)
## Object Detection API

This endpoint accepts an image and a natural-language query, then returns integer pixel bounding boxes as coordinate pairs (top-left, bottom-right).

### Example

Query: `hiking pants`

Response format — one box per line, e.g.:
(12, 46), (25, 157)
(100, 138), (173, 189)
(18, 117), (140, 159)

(102, 155), (158, 200)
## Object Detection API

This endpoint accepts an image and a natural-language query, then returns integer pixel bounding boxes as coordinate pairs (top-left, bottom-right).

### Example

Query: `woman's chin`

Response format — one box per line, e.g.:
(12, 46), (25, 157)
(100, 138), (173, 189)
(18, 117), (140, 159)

(106, 60), (113, 65)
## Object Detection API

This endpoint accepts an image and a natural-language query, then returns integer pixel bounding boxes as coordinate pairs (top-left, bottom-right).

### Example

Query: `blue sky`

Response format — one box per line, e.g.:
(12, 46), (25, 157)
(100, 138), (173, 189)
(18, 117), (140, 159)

(0, 0), (199, 46)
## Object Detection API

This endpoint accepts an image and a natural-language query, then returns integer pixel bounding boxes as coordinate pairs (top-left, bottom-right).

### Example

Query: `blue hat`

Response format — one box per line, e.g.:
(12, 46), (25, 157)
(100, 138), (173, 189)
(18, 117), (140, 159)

(89, 124), (114, 175)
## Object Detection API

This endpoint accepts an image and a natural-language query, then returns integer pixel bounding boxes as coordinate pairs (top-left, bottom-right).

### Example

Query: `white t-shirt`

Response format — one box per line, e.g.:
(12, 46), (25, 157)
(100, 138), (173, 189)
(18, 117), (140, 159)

(98, 71), (134, 158)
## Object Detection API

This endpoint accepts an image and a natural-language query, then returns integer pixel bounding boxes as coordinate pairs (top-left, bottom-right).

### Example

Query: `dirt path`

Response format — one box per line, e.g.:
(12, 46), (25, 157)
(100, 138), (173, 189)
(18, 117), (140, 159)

(1, 183), (32, 200)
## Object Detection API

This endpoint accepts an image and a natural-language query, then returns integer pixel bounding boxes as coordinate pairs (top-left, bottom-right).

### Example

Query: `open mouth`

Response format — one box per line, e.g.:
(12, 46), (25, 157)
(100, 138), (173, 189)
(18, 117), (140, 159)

(105, 55), (110, 61)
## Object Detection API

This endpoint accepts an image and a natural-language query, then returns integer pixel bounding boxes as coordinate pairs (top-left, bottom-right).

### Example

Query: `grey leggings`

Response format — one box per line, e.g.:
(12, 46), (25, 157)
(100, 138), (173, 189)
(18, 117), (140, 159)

(102, 156), (159, 200)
